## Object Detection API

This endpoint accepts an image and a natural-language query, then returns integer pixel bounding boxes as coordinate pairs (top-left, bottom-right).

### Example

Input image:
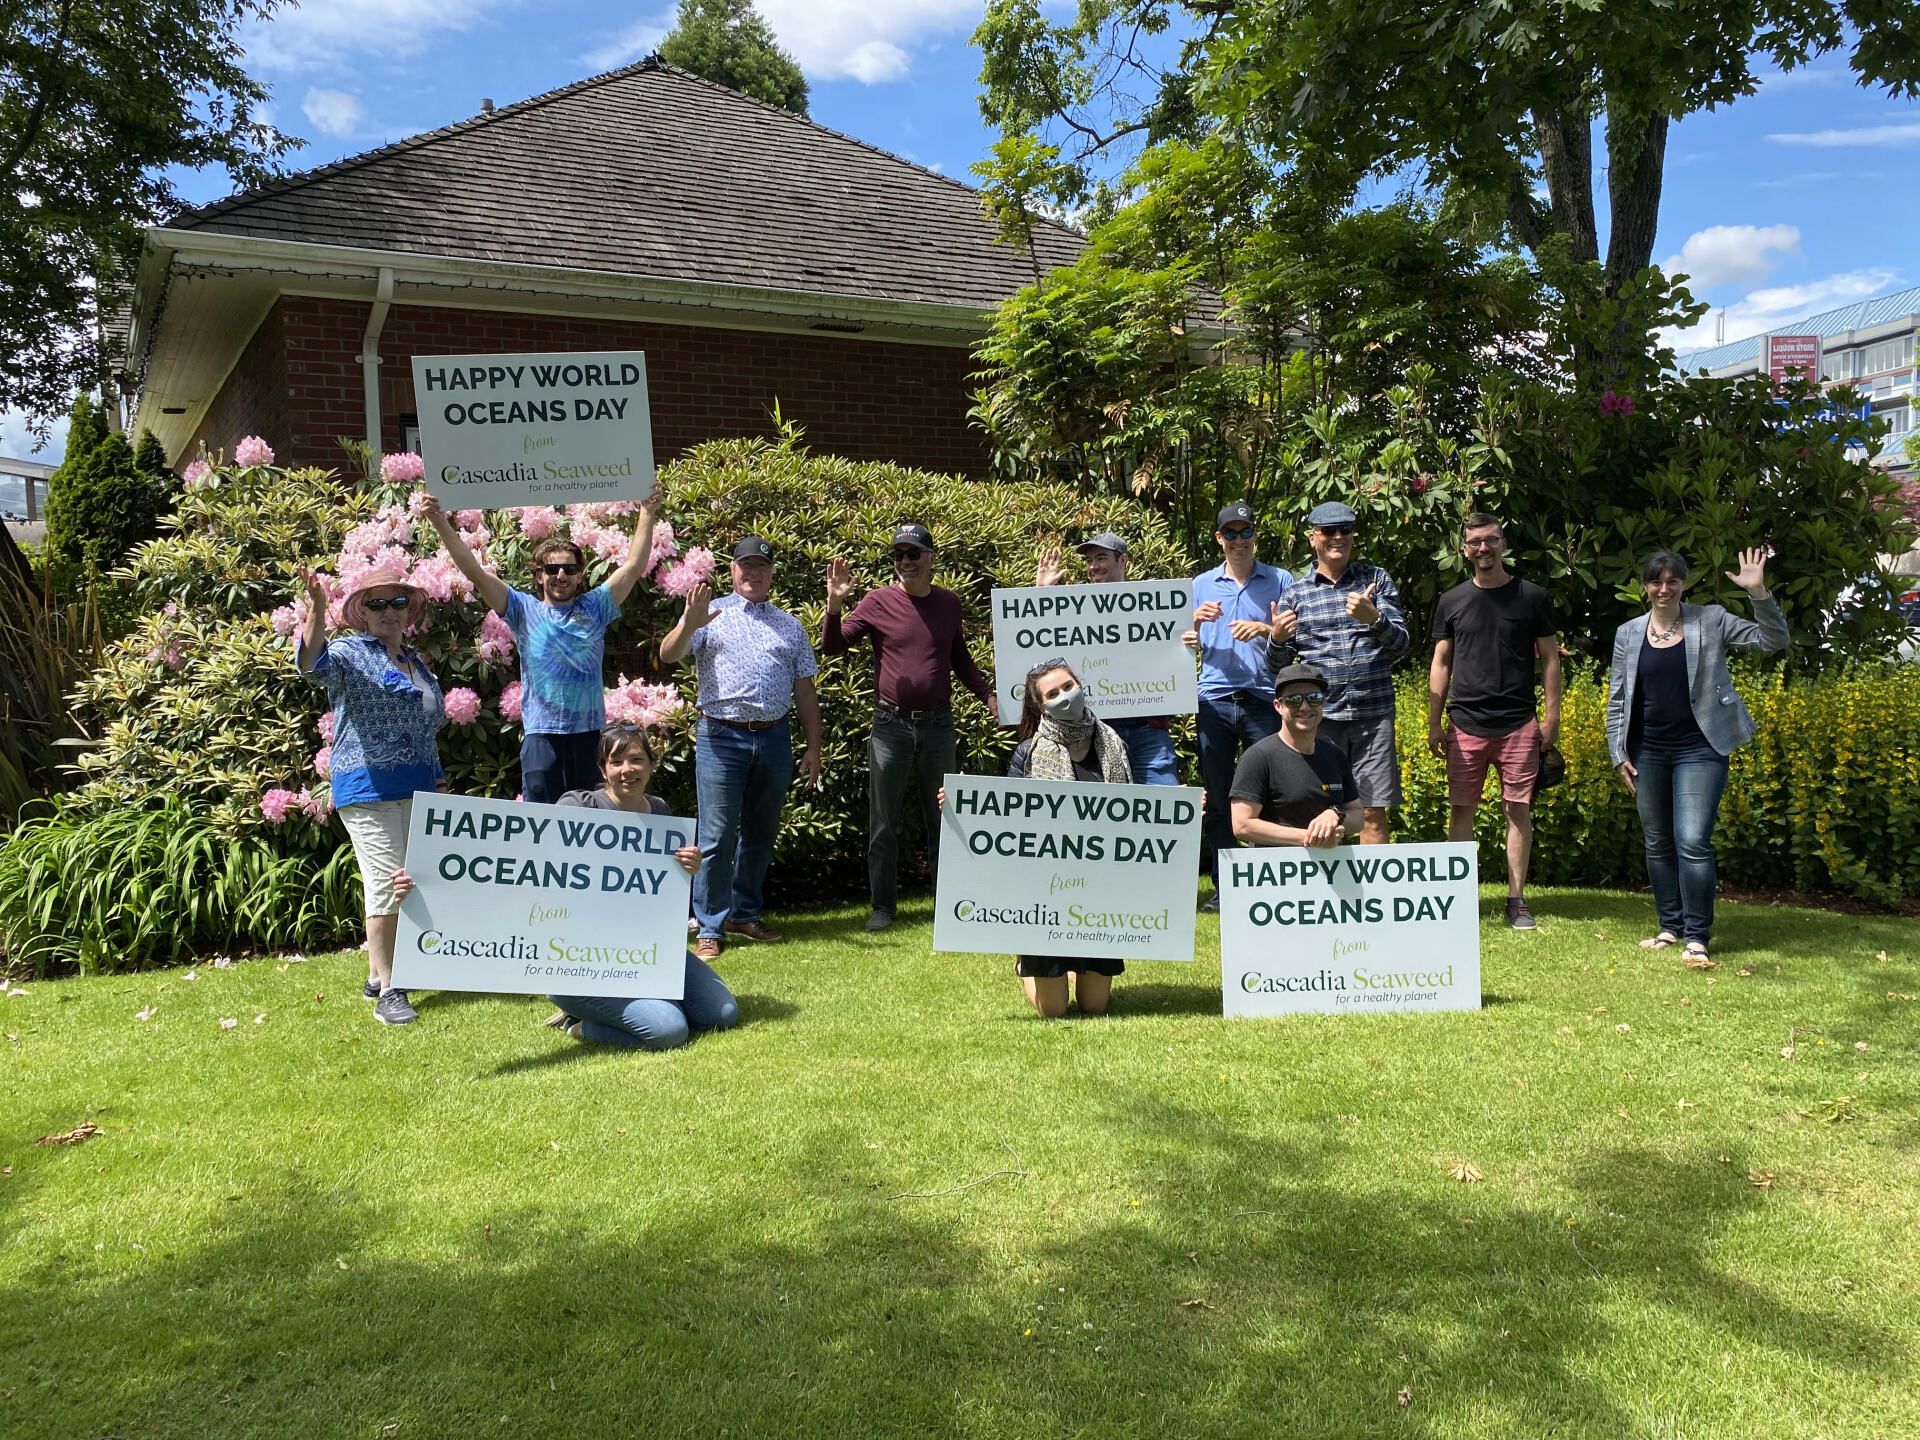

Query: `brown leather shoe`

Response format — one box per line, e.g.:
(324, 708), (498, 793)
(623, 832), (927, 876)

(694, 935), (723, 961)
(724, 919), (783, 943)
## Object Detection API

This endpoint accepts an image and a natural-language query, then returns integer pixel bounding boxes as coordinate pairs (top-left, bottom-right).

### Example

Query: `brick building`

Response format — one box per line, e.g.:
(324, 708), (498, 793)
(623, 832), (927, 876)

(120, 60), (1082, 474)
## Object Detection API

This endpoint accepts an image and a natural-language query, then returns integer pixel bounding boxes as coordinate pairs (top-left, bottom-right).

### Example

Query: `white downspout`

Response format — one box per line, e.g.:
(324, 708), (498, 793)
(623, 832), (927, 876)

(358, 266), (395, 461)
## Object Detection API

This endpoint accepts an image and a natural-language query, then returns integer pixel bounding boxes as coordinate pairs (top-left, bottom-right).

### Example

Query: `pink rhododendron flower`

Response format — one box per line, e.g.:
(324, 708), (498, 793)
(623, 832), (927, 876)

(313, 746), (332, 777)
(260, 788), (299, 824)
(577, 520), (628, 564)
(602, 675), (684, 728)
(316, 711), (336, 743)
(181, 459), (214, 491)
(459, 524), (492, 553)
(1599, 390), (1637, 417)
(300, 789), (333, 824)
(646, 519), (679, 574)
(234, 436), (274, 467)
(382, 452), (426, 485)
(407, 488), (433, 518)
(452, 509), (484, 529)
(1408, 476), (1429, 495)
(518, 505), (561, 541)
(499, 681), (524, 722)
(478, 609), (515, 666)
(269, 604), (300, 637)
(656, 547), (716, 598)
(443, 687), (482, 725)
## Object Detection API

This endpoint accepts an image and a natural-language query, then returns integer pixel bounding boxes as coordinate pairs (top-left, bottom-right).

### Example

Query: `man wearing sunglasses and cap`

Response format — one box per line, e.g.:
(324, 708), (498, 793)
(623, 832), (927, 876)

(823, 522), (996, 932)
(424, 487), (661, 803)
(1033, 532), (1179, 786)
(660, 536), (823, 961)
(1183, 501), (1295, 902)
(1265, 500), (1408, 844)
(1229, 663), (1362, 850)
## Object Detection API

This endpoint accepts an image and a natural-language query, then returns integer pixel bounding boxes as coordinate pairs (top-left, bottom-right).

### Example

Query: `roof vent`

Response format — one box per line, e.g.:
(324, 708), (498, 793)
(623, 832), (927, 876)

(809, 321), (865, 334)
(480, 98), (495, 114)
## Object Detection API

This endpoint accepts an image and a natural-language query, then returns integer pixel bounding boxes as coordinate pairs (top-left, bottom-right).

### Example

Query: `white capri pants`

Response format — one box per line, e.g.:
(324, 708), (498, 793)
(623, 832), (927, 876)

(339, 797), (413, 917)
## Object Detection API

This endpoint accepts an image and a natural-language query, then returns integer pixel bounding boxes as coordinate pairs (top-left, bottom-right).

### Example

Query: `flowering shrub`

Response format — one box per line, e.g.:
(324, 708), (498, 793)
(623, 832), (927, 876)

(233, 435), (274, 468)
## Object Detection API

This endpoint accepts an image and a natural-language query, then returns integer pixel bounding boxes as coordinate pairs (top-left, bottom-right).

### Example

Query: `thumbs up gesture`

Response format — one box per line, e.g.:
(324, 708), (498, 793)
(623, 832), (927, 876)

(1346, 582), (1380, 625)
(1268, 600), (1298, 642)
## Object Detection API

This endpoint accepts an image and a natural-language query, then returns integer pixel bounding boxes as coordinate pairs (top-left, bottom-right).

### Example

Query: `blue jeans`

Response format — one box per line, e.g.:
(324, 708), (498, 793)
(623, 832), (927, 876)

(549, 952), (739, 1051)
(521, 730), (600, 804)
(1197, 692), (1281, 872)
(1110, 720), (1179, 786)
(867, 708), (955, 914)
(693, 717), (795, 940)
(1631, 741), (1731, 945)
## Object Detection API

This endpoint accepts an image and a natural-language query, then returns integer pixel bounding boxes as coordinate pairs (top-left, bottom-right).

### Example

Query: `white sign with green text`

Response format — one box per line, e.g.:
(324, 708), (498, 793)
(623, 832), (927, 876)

(392, 792), (690, 998)
(933, 774), (1203, 961)
(1220, 842), (1481, 1016)
(989, 579), (1196, 725)
(411, 350), (656, 508)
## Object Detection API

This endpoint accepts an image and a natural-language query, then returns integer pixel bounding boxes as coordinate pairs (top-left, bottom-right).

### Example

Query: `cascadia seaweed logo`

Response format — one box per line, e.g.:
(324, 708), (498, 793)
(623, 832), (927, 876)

(951, 899), (1171, 933)
(1240, 968), (1348, 993)
(417, 930), (660, 967)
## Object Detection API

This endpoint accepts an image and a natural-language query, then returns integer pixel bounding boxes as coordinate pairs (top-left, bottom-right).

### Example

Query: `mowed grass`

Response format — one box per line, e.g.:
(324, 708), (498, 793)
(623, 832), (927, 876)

(2, 888), (1917, 1440)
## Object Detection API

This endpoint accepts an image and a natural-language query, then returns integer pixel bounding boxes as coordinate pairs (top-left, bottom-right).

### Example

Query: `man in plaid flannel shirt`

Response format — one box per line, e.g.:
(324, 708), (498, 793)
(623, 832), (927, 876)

(1267, 501), (1408, 843)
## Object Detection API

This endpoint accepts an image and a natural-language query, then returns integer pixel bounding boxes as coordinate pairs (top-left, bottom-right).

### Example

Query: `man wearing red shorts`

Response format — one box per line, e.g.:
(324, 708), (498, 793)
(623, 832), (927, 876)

(1428, 513), (1562, 930)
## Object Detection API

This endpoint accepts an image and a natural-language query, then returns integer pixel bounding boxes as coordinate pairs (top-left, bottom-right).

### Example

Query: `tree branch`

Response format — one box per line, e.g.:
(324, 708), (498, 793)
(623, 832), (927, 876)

(0, 0), (79, 184)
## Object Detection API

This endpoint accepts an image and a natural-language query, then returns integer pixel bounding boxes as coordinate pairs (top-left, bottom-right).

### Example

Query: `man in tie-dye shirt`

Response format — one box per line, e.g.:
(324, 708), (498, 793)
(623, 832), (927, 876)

(425, 490), (660, 802)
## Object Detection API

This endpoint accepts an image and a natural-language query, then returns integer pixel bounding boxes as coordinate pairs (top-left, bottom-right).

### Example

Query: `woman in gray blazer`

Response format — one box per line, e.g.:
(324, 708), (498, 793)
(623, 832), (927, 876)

(1605, 547), (1787, 966)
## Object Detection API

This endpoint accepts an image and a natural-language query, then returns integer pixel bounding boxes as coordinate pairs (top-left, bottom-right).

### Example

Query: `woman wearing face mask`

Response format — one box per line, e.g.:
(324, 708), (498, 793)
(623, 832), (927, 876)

(1605, 547), (1786, 969)
(1005, 658), (1134, 1016)
(543, 723), (740, 1049)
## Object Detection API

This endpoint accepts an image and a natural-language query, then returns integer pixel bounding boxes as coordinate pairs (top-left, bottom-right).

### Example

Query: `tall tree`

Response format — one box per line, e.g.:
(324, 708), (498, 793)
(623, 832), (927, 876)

(658, 0), (810, 115)
(1, 0), (296, 432)
(976, 0), (1920, 378)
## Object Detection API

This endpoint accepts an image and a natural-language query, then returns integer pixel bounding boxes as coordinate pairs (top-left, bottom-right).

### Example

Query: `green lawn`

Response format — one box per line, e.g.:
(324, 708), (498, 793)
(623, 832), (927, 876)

(3, 888), (1917, 1439)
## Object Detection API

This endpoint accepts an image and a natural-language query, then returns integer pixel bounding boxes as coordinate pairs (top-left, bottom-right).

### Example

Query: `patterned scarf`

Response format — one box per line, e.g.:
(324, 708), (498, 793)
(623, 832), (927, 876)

(1025, 712), (1132, 783)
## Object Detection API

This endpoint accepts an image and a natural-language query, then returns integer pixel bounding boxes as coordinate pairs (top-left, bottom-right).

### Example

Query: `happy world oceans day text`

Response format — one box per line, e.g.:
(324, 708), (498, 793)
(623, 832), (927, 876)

(418, 360), (643, 427)
(420, 804), (687, 895)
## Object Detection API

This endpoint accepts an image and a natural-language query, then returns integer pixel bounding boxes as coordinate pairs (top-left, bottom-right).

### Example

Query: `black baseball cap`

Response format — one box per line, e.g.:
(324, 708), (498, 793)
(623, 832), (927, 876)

(1272, 662), (1328, 697)
(732, 536), (774, 563)
(891, 523), (934, 551)
(1075, 532), (1129, 556)
(1216, 502), (1255, 530)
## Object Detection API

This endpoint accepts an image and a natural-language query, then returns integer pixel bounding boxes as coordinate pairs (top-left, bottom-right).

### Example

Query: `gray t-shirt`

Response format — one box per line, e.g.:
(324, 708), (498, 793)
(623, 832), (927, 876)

(555, 788), (668, 815)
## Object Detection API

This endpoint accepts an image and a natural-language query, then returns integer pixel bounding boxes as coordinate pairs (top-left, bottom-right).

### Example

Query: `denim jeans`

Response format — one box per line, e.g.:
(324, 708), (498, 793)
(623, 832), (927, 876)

(1631, 741), (1731, 944)
(693, 717), (795, 940)
(521, 730), (600, 804)
(1197, 692), (1281, 872)
(867, 707), (955, 914)
(549, 952), (739, 1051)
(1110, 720), (1179, 786)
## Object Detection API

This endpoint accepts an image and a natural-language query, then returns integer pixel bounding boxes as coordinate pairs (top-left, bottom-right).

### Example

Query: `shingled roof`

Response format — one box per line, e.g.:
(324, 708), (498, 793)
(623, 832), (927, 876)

(170, 58), (1084, 312)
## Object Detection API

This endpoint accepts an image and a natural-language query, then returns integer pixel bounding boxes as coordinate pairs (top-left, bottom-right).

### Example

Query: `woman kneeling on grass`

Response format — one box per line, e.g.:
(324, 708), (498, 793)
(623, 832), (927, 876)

(545, 723), (740, 1049)
(942, 658), (1134, 1019)
(296, 565), (446, 1027)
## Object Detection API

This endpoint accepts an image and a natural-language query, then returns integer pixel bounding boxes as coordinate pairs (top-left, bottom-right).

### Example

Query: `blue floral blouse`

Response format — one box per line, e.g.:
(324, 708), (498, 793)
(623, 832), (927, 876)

(300, 633), (446, 807)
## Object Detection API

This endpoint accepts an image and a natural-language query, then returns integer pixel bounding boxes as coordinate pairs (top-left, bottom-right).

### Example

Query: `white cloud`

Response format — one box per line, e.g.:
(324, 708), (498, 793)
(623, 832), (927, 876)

(837, 39), (911, 84)
(301, 88), (366, 138)
(1769, 120), (1920, 148)
(1660, 224), (1801, 291)
(1753, 171), (1842, 188)
(1663, 267), (1901, 354)
(580, 11), (675, 70)
(242, 0), (512, 69)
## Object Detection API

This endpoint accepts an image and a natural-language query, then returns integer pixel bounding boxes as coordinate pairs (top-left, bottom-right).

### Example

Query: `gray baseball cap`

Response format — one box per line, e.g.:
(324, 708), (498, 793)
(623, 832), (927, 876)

(1272, 662), (1329, 697)
(1075, 532), (1128, 556)
(1306, 501), (1358, 528)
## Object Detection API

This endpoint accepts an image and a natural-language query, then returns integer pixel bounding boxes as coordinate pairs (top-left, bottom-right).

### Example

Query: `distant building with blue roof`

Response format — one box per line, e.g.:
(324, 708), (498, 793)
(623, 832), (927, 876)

(1675, 284), (1920, 473)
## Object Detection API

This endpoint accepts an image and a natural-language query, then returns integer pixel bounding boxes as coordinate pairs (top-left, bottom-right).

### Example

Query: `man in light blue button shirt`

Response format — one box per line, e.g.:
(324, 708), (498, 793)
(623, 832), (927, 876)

(1181, 501), (1293, 903)
(661, 536), (823, 960)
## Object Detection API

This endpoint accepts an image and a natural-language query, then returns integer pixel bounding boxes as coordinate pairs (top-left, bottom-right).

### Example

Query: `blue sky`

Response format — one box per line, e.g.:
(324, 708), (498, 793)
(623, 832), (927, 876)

(5, 1), (1918, 466)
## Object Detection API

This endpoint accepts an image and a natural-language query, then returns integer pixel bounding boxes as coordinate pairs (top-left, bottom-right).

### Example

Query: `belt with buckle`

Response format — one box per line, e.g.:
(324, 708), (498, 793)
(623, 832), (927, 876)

(700, 712), (788, 732)
(875, 704), (951, 722)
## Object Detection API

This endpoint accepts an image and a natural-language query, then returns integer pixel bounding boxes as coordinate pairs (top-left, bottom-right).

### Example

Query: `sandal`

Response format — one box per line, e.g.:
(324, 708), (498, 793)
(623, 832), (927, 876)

(1639, 931), (1679, 951)
(1681, 943), (1716, 970)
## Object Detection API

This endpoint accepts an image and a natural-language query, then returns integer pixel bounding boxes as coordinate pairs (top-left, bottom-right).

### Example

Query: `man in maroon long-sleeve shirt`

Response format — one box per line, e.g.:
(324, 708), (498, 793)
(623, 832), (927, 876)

(823, 522), (996, 931)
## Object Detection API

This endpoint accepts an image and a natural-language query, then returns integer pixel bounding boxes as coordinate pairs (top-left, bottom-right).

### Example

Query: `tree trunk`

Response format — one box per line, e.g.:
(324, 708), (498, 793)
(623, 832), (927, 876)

(1604, 111), (1667, 286)
(1535, 106), (1599, 265)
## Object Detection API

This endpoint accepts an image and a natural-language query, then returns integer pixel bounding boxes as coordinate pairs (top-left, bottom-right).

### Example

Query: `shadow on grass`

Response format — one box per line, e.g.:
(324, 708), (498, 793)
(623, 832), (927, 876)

(4, 1095), (1901, 1440)
(480, 995), (799, 1079)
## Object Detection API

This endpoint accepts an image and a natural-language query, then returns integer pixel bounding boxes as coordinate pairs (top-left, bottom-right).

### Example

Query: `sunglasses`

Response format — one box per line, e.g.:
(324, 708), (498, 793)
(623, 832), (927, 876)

(1314, 525), (1353, 537)
(540, 563), (583, 577)
(1220, 527), (1256, 541)
(892, 548), (926, 563)
(1026, 655), (1071, 678)
(1278, 691), (1327, 708)
(362, 595), (413, 613)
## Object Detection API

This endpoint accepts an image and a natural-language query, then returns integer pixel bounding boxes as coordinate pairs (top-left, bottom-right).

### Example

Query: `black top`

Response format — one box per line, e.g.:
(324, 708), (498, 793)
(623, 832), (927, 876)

(1630, 637), (1707, 751)
(1007, 736), (1105, 783)
(1432, 576), (1558, 737)
(1228, 734), (1356, 829)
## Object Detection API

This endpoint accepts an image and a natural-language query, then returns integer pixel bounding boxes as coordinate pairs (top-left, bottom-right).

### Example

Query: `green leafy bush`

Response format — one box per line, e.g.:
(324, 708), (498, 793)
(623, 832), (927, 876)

(42, 428), (174, 577)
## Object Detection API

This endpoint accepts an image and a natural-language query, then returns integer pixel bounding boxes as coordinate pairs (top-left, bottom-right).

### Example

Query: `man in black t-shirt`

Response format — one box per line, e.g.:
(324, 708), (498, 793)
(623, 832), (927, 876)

(1427, 513), (1562, 929)
(1229, 664), (1363, 847)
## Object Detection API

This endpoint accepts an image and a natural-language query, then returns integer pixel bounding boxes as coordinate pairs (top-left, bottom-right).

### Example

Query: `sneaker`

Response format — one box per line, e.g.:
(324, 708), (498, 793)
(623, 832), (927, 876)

(864, 909), (893, 932)
(1505, 898), (1537, 931)
(362, 977), (381, 1000)
(1198, 892), (1220, 913)
(694, 935), (723, 961)
(373, 989), (418, 1025)
(542, 1010), (576, 1030)
(725, 919), (783, 943)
